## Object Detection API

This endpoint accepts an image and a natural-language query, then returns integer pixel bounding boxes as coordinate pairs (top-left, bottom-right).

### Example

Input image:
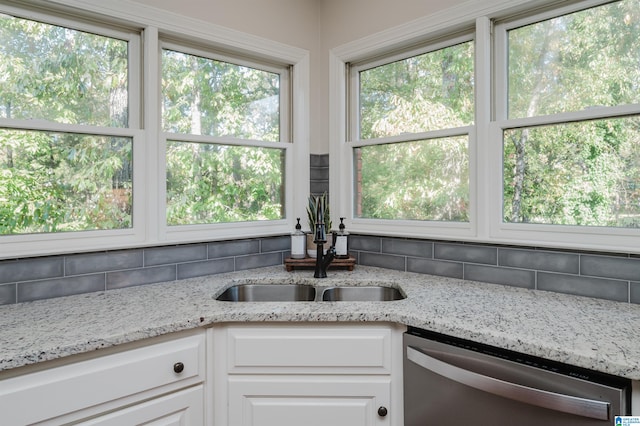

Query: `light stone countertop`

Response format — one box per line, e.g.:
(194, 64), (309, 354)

(1, 265), (639, 380)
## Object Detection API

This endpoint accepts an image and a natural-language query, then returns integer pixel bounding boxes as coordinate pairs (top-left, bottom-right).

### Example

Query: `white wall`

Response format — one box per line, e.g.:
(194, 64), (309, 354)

(130, 0), (319, 48)
(130, 0), (468, 154)
(319, 0), (467, 49)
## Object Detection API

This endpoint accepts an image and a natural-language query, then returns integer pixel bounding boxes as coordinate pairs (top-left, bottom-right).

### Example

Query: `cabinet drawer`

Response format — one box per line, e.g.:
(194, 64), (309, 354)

(78, 385), (204, 425)
(0, 331), (205, 425)
(226, 324), (392, 374)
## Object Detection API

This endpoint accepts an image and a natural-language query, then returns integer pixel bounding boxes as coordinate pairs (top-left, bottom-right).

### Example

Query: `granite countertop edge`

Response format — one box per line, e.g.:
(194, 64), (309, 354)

(1, 265), (639, 380)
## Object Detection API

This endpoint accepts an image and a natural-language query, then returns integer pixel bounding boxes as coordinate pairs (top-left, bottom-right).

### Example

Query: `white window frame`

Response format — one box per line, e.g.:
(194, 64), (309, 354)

(489, 0), (640, 253)
(348, 33), (476, 237)
(0, 3), (146, 258)
(0, 0), (310, 259)
(331, 0), (640, 254)
(333, 22), (479, 240)
(158, 40), (293, 243)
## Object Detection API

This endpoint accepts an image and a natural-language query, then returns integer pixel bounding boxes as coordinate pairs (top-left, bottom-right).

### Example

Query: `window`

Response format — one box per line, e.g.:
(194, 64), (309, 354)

(495, 0), (640, 236)
(350, 37), (474, 223)
(336, 0), (640, 252)
(0, 1), (307, 259)
(161, 44), (289, 226)
(0, 10), (137, 236)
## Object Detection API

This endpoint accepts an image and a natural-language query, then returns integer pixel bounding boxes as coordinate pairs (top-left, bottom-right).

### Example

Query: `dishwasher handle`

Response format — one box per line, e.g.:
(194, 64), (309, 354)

(407, 346), (610, 421)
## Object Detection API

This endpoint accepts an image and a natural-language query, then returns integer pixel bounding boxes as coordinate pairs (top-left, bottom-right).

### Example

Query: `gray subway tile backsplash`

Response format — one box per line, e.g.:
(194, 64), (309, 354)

(407, 257), (463, 279)
(434, 243), (497, 265)
(177, 258), (235, 280)
(208, 239), (260, 259)
(498, 248), (579, 274)
(580, 255), (640, 281)
(310, 166), (328, 180)
(464, 264), (535, 289)
(235, 252), (283, 270)
(0, 284), (16, 305)
(350, 235), (382, 252)
(537, 272), (628, 302)
(0, 257), (64, 285)
(144, 244), (207, 266)
(359, 251), (405, 271)
(0, 235), (294, 305)
(631, 282), (640, 304)
(261, 235), (290, 252)
(382, 238), (433, 258)
(106, 265), (177, 290)
(310, 154), (329, 196)
(2, 155), (639, 305)
(18, 274), (105, 303)
(65, 250), (143, 275)
(349, 234), (640, 304)
(310, 154), (329, 167)
(2, 233), (639, 306)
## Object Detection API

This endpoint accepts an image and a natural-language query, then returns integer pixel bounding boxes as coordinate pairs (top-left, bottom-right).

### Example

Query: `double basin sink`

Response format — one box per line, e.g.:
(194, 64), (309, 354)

(216, 283), (405, 302)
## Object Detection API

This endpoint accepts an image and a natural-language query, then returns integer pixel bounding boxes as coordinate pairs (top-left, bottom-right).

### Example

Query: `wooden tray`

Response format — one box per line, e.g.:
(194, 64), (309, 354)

(284, 256), (356, 272)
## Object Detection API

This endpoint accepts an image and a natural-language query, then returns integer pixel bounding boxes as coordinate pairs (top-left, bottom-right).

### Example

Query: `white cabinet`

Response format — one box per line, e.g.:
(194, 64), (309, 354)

(78, 386), (203, 426)
(0, 330), (205, 426)
(210, 323), (405, 426)
(227, 377), (390, 426)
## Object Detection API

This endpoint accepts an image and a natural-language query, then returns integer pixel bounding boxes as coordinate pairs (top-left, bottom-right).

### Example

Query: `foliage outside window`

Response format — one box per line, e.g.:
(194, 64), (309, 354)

(166, 141), (284, 224)
(353, 40), (474, 221)
(162, 48), (286, 226)
(0, 13), (133, 235)
(502, 0), (640, 228)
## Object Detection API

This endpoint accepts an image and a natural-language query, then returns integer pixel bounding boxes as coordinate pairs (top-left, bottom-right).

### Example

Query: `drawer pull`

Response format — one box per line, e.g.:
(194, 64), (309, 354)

(173, 362), (184, 374)
(377, 406), (388, 417)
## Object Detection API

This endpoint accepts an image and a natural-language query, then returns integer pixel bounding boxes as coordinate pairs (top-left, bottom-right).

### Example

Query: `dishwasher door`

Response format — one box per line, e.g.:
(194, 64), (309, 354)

(404, 329), (630, 426)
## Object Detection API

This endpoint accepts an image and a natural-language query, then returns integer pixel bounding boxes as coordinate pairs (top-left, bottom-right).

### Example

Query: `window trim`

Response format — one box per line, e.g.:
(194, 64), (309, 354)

(0, 5), (146, 257)
(338, 27), (478, 240)
(490, 0), (640, 253)
(158, 40), (292, 239)
(331, 0), (640, 254)
(0, 0), (310, 259)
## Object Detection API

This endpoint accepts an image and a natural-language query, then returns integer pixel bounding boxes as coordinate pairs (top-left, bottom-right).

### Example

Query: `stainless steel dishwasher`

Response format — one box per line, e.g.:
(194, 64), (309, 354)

(404, 327), (631, 425)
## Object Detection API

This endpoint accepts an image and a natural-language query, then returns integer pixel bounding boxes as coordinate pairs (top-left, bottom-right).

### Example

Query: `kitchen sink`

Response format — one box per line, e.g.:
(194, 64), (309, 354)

(321, 286), (405, 302)
(216, 284), (316, 302)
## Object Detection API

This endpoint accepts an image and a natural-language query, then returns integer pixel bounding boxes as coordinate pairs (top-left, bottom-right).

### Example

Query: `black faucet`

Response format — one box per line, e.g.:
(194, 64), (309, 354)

(312, 198), (335, 278)
(314, 236), (336, 278)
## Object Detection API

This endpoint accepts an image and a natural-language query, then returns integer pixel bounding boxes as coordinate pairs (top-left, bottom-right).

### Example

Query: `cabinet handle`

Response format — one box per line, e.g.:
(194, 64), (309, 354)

(377, 406), (388, 417)
(173, 362), (184, 374)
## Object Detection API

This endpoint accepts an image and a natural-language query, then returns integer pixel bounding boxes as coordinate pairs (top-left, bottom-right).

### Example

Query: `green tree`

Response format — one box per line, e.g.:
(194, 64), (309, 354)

(504, 0), (640, 227)
(357, 41), (474, 221)
(0, 14), (131, 234)
(162, 49), (284, 225)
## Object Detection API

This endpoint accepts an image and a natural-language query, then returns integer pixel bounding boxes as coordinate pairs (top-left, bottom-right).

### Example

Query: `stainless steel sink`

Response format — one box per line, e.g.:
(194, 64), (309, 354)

(321, 286), (405, 302)
(216, 284), (316, 302)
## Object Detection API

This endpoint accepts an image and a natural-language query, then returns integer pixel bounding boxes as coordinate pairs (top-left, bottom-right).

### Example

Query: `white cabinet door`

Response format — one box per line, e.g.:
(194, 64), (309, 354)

(78, 385), (204, 426)
(1, 331), (205, 426)
(228, 377), (391, 426)
(211, 323), (404, 426)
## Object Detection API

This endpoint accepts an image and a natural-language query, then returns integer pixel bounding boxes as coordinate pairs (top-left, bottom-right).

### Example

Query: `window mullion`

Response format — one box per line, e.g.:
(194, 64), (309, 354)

(143, 25), (160, 243)
(474, 16), (492, 241)
(351, 125), (473, 147)
(496, 104), (640, 130)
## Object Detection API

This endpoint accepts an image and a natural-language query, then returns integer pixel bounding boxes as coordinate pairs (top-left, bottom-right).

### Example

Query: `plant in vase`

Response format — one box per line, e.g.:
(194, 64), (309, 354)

(306, 193), (332, 257)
